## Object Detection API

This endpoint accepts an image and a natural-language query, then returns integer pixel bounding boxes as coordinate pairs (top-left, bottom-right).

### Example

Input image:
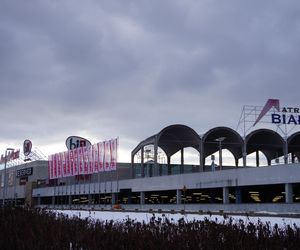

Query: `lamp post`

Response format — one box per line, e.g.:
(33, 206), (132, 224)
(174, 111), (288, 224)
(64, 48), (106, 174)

(2, 148), (14, 207)
(211, 155), (216, 171)
(215, 137), (226, 170)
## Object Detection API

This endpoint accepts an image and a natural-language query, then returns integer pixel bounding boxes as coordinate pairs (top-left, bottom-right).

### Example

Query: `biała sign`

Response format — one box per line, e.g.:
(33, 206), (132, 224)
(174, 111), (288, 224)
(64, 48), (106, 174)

(254, 99), (300, 126)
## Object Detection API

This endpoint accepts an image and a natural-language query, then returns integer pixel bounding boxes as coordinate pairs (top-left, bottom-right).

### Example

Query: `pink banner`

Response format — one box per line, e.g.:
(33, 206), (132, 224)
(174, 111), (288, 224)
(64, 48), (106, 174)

(68, 150), (73, 176)
(72, 148), (78, 176)
(78, 147), (84, 175)
(62, 152), (67, 177)
(53, 154), (57, 179)
(57, 153), (62, 178)
(93, 144), (99, 172)
(88, 145), (94, 174)
(104, 141), (111, 171)
(48, 138), (118, 179)
(65, 151), (71, 177)
(110, 138), (118, 171)
(83, 147), (89, 175)
(98, 142), (104, 172)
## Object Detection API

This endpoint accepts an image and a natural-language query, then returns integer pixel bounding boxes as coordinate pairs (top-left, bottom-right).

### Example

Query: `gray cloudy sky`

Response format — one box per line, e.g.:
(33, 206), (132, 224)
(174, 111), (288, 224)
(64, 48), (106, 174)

(1, 0), (300, 162)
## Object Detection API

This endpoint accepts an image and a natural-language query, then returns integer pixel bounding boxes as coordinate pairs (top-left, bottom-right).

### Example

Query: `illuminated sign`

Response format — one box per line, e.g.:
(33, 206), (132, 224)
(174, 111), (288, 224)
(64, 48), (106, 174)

(254, 99), (300, 126)
(23, 139), (32, 156)
(65, 136), (91, 150)
(16, 167), (33, 178)
(0, 149), (20, 164)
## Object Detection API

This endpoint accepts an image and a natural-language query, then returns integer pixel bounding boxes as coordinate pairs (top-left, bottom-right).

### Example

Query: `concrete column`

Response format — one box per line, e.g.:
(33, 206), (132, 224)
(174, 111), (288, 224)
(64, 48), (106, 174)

(141, 147), (145, 177)
(235, 158), (239, 168)
(284, 140), (288, 164)
(154, 136), (158, 171)
(111, 193), (116, 205)
(256, 151), (260, 167)
(127, 193), (132, 204)
(199, 140), (204, 172)
(218, 143), (223, 170)
(291, 152), (295, 163)
(52, 196), (55, 206)
(37, 196), (41, 206)
(140, 192), (145, 205)
(235, 187), (242, 204)
(167, 156), (171, 175)
(68, 195), (72, 206)
(223, 187), (229, 204)
(149, 164), (153, 177)
(180, 148), (184, 174)
(242, 142), (247, 167)
(131, 154), (135, 178)
(88, 194), (92, 205)
(285, 183), (293, 203)
(176, 189), (182, 205)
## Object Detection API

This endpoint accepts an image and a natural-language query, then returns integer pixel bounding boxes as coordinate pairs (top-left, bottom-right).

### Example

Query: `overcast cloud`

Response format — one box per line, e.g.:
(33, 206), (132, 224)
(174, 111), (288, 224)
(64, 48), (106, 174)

(1, 0), (300, 162)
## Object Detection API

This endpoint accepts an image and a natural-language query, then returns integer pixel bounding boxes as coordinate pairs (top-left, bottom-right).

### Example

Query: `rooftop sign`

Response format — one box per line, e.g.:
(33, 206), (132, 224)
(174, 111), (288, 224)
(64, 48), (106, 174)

(23, 139), (32, 156)
(0, 149), (20, 164)
(254, 99), (300, 126)
(65, 136), (91, 150)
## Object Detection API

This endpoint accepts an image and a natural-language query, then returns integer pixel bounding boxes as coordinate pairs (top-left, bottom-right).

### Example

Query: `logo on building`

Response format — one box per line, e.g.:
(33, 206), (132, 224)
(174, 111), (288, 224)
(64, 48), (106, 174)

(253, 99), (280, 126)
(253, 99), (300, 126)
(23, 139), (32, 156)
(65, 136), (91, 150)
(0, 149), (20, 164)
(16, 167), (33, 178)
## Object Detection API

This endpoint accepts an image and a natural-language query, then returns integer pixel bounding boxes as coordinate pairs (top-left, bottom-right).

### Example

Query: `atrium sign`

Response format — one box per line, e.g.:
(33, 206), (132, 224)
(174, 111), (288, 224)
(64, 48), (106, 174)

(254, 99), (300, 126)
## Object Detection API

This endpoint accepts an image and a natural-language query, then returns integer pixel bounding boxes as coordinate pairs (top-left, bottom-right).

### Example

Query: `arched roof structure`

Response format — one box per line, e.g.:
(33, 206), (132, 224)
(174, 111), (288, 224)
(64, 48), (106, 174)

(288, 131), (300, 160)
(157, 124), (201, 157)
(131, 135), (157, 157)
(245, 129), (285, 162)
(131, 124), (201, 158)
(201, 126), (244, 165)
(131, 124), (299, 171)
(288, 131), (300, 153)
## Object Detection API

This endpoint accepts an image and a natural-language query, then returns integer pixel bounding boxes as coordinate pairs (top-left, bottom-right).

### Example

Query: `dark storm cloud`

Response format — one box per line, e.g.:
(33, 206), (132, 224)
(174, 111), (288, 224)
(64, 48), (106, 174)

(0, 0), (300, 161)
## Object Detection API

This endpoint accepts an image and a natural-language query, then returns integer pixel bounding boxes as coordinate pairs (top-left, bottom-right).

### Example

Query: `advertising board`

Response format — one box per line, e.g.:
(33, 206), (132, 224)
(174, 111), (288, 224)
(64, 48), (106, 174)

(23, 139), (32, 156)
(254, 99), (300, 126)
(16, 167), (33, 178)
(65, 136), (91, 150)
(49, 138), (118, 179)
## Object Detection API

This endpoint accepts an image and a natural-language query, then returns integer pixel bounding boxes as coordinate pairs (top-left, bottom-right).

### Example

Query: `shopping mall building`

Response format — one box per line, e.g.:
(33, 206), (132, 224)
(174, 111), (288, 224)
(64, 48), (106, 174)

(1, 121), (300, 214)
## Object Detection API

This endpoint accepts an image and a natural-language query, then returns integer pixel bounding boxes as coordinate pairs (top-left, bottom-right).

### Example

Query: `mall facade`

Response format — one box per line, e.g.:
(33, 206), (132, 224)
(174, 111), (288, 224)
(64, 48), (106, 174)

(1, 124), (300, 213)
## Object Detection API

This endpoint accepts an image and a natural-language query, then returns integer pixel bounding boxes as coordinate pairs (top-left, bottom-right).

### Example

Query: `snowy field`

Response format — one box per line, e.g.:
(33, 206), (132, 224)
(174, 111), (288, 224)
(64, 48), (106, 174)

(55, 210), (300, 228)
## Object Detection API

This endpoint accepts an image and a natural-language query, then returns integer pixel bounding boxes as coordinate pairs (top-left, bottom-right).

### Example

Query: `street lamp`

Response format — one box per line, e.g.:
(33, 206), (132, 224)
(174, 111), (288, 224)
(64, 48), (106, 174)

(2, 148), (14, 207)
(215, 137), (226, 170)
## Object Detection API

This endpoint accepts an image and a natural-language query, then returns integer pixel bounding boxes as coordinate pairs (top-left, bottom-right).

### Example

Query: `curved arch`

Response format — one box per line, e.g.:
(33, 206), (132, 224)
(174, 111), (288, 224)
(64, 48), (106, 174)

(131, 124), (201, 176)
(288, 131), (300, 152)
(246, 129), (284, 165)
(288, 131), (300, 162)
(202, 126), (244, 166)
(131, 135), (156, 157)
(131, 139), (168, 164)
(157, 124), (201, 157)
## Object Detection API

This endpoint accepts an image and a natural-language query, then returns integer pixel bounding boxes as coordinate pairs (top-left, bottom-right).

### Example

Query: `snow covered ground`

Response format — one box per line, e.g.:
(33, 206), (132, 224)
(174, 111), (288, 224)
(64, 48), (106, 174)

(55, 209), (300, 228)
